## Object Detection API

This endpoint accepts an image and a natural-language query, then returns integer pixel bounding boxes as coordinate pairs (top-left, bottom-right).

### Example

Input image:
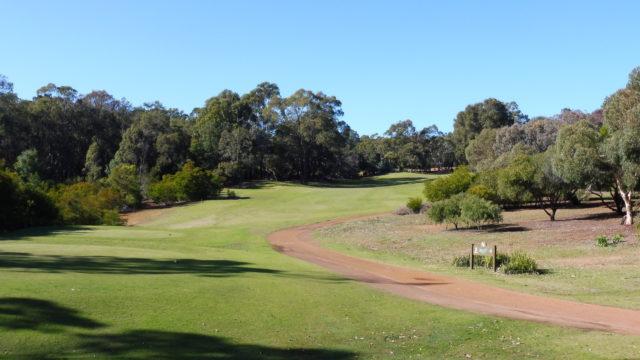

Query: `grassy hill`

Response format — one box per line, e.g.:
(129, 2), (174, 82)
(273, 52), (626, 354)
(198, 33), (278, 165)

(1, 173), (638, 359)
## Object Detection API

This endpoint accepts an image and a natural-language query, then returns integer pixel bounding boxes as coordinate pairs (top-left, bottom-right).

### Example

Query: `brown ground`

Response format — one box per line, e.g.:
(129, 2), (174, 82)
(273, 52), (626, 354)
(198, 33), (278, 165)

(268, 212), (640, 335)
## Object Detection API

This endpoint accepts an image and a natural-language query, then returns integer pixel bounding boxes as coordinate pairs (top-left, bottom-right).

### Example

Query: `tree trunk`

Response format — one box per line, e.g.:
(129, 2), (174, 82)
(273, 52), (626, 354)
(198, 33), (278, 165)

(616, 178), (634, 225)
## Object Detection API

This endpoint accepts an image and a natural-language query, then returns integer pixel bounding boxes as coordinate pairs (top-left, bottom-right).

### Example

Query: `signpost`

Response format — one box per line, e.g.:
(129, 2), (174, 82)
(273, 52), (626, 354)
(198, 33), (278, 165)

(471, 242), (497, 272)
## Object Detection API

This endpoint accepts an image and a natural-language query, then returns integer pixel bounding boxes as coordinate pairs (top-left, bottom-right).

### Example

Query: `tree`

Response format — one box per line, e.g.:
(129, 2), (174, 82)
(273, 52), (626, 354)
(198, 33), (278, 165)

(427, 193), (502, 229)
(452, 98), (516, 163)
(107, 164), (142, 208)
(270, 89), (350, 183)
(423, 166), (474, 201)
(599, 67), (640, 225)
(498, 153), (570, 221)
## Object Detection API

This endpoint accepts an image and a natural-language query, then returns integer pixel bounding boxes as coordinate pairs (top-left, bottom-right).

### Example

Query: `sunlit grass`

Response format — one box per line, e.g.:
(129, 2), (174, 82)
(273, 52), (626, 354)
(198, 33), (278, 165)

(1, 173), (640, 359)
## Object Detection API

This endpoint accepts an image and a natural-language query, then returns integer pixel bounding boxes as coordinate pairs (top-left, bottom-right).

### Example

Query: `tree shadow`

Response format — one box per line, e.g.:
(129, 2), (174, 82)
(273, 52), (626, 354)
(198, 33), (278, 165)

(74, 330), (357, 360)
(0, 298), (357, 360)
(0, 297), (103, 332)
(0, 252), (283, 277)
(309, 176), (428, 189)
(483, 224), (530, 233)
(0, 226), (93, 241)
(0, 252), (354, 284)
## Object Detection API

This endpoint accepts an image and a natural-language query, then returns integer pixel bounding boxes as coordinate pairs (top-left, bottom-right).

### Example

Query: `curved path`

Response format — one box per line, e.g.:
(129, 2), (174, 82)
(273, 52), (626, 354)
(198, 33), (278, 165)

(268, 213), (640, 335)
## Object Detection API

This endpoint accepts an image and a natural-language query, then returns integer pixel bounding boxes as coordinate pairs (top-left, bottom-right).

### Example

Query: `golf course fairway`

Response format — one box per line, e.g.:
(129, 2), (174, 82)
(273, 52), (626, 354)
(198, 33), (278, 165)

(1, 173), (639, 359)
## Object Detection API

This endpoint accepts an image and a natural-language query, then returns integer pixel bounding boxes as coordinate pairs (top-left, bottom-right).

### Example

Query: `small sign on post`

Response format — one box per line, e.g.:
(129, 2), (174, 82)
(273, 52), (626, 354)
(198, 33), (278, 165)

(471, 242), (498, 272)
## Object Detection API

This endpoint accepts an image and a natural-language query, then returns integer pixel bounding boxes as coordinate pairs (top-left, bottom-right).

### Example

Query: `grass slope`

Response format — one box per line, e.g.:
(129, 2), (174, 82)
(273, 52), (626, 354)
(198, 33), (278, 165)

(0, 173), (639, 359)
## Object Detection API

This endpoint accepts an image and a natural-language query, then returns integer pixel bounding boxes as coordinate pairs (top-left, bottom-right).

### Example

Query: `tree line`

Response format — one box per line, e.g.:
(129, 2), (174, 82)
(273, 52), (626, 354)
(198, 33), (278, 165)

(425, 67), (640, 227)
(0, 77), (456, 231)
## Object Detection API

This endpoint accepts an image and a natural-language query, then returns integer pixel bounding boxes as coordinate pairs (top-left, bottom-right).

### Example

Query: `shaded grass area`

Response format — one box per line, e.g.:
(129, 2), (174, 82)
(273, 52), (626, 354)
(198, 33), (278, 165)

(2, 173), (640, 359)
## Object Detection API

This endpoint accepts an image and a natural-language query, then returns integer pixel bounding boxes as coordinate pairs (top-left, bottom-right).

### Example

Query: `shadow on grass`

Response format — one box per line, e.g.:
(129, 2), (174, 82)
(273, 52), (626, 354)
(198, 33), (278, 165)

(1, 298), (357, 360)
(0, 252), (353, 284)
(309, 176), (428, 189)
(0, 297), (103, 332)
(0, 226), (94, 241)
(0, 252), (284, 277)
(74, 330), (357, 360)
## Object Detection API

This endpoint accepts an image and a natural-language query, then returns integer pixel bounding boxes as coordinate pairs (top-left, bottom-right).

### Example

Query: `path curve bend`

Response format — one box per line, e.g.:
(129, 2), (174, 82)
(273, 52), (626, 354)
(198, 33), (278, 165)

(268, 213), (640, 335)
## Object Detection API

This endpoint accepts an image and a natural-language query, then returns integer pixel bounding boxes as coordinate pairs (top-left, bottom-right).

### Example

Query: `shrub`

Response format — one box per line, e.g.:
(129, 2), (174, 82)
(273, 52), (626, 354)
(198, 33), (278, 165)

(393, 206), (412, 216)
(452, 253), (510, 268)
(50, 182), (124, 225)
(596, 235), (610, 247)
(423, 166), (474, 202)
(612, 233), (624, 244)
(406, 197), (423, 214)
(149, 161), (224, 203)
(502, 251), (538, 274)
(0, 166), (58, 232)
(148, 174), (179, 204)
(427, 193), (502, 229)
(174, 160), (224, 201)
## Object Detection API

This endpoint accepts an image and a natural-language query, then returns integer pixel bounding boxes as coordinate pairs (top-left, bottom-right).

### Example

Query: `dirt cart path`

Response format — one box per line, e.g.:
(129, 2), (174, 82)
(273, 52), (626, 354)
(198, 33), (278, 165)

(268, 213), (640, 335)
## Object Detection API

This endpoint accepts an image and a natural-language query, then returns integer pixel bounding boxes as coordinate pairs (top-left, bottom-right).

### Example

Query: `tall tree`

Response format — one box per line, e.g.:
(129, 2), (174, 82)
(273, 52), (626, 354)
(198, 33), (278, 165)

(452, 98), (516, 163)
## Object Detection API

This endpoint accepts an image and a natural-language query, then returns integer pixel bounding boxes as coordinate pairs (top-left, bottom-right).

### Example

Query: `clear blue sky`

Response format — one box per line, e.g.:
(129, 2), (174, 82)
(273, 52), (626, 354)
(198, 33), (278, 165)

(2, 0), (639, 135)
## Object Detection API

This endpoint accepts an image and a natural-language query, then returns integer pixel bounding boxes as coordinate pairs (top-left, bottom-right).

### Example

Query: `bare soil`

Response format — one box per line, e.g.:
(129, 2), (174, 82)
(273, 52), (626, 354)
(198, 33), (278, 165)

(268, 212), (640, 335)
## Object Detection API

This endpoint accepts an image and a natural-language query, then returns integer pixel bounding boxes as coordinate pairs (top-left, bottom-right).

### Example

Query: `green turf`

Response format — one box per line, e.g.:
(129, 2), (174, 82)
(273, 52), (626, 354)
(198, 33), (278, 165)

(1, 173), (639, 359)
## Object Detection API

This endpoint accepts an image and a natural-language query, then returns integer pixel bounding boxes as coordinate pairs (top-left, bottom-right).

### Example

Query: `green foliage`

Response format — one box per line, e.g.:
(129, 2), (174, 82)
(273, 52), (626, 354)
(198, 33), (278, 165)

(0, 165), (58, 232)
(148, 174), (179, 204)
(406, 197), (423, 214)
(50, 182), (124, 225)
(595, 234), (624, 247)
(466, 184), (498, 202)
(149, 160), (224, 203)
(612, 233), (624, 244)
(423, 166), (474, 201)
(596, 235), (610, 247)
(107, 164), (142, 208)
(452, 98), (517, 163)
(501, 251), (538, 274)
(452, 253), (510, 269)
(427, 193), (502, 229)
(13, 148), (41, 185)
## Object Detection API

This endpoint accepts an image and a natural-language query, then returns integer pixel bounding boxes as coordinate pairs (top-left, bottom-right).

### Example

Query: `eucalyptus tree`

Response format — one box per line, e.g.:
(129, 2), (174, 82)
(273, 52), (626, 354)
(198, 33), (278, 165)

(452, 98), (517, 163)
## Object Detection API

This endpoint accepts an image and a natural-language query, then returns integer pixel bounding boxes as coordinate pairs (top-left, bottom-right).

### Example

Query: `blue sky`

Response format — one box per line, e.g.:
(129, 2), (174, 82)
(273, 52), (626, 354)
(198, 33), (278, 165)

(2, 0), (639, 135)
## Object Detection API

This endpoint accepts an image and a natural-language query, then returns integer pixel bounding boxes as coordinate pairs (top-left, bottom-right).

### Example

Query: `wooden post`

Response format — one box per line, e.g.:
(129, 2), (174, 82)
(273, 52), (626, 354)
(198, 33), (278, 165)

(493, 245), (497, 272)
(470, 243), (474, 270)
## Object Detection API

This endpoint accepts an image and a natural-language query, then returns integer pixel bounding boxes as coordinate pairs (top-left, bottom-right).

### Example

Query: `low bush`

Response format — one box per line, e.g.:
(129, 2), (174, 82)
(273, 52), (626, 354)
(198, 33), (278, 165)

(393, 206), (412, 216)
(612, 233), (624, 244)
(452, 253), (510, 268)
(427, 193), (502, 229)
(596, 235), (610, 247)
(453, 251), (538, 274)
(406, 197), (423, 214)
(501, 251), (538, 274)
(50, 182), (124, 226)
(149, 160), (224, 204)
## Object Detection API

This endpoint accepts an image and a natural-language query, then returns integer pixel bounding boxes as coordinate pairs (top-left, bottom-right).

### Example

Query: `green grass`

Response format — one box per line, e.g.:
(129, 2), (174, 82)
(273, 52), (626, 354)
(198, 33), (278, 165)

(1, 173), (640, 359)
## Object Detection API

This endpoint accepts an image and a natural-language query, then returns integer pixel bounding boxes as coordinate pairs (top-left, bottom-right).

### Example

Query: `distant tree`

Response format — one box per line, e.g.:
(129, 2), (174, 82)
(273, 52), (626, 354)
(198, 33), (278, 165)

(498, 152), (570, 220)
(452, 98), (517, 163)
(13, 149), (41, 185)
(423, 166), (474, 202)
(107, 164), (142, 208)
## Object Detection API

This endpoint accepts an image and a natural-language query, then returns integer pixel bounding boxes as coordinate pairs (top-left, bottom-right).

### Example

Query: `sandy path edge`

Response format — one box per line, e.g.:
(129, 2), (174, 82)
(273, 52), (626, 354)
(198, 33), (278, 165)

(267, 212), (640, 335)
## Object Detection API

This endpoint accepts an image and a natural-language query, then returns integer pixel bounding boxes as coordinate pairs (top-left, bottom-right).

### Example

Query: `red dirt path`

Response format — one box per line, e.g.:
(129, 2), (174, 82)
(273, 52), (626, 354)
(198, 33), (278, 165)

(267, 213), (640, 335)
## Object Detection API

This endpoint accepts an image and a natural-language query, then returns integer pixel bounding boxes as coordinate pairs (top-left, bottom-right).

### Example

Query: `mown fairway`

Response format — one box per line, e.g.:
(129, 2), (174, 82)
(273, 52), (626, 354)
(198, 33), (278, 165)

(1, 173), (639, 359)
